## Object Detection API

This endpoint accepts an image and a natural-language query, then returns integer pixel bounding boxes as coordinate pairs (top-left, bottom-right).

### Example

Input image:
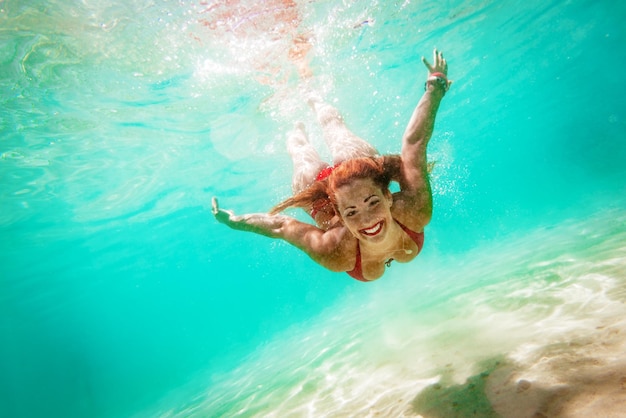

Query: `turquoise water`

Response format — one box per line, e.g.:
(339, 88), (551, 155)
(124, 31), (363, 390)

(1, 0), (625, 417)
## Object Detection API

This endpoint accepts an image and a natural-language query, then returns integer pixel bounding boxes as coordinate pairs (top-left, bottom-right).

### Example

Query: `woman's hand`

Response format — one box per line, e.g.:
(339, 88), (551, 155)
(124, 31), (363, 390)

(422, 48), (448, 76)
(212, 197), (291, 237)
(421, 48), (451, 91)
(212, 197), (236, 226)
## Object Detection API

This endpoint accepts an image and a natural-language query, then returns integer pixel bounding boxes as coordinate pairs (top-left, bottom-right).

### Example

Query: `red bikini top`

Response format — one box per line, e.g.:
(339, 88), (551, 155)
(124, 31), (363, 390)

(347, 220), (424, 282)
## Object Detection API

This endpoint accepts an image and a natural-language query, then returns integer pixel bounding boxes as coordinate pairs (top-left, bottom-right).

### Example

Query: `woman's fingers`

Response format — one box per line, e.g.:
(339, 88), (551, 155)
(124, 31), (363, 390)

(421, 55), (433, 72)
(423, 48), (447, 75)
(212, 197), (237, 225)
(439, 51), (448, 72)
(211, 197), (219, 215)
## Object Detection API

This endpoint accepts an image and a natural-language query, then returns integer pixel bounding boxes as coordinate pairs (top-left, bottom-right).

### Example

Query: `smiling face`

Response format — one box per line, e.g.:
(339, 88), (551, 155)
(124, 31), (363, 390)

(334, 178), (393, 242)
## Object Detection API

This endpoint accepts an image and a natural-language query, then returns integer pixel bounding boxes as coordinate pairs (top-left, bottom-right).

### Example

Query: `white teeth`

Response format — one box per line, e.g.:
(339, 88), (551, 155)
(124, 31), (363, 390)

(363, 222), (382, 235)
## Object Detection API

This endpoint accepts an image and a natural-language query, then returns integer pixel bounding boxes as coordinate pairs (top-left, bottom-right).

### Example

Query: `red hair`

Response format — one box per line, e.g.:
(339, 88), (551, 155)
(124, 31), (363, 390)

(270, 155), (401, 216)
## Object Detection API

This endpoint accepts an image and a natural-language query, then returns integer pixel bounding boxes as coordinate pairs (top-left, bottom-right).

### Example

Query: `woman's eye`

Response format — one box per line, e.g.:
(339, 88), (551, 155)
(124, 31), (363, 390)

(345, 210), (356, 217)
(370, 199), (380, 207)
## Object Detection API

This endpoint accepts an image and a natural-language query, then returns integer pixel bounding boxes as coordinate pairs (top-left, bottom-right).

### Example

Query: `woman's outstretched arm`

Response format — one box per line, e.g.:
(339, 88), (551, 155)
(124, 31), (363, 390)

(212, 197), (351, 271)
(402, 50), (450, 148)
(397, 49), (451, 228)
(212, 197), (296, 238)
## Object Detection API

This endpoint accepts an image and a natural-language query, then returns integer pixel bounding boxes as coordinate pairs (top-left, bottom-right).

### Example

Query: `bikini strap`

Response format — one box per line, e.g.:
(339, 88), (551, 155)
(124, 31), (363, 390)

(395, 219), (425, 253)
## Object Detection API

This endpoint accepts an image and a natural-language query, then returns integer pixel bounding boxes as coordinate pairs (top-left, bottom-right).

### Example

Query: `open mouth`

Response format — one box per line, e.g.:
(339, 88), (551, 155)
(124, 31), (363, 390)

(359, 221), (384, 237)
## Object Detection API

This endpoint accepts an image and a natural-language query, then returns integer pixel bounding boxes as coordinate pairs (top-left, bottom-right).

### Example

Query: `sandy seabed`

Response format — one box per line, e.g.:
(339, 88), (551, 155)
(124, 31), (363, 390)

(159, 209), (626, 418)
(411, 319), (626, 418)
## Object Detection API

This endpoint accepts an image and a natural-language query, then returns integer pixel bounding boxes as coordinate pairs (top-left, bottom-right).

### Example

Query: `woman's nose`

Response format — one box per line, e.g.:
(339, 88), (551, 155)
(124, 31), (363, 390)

(359, 210), (376, 225)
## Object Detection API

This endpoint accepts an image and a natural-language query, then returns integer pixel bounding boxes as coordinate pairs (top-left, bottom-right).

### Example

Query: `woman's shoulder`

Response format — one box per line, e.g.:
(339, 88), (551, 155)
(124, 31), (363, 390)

(390, 195), (427, 232)
(312, 225), (358, 272)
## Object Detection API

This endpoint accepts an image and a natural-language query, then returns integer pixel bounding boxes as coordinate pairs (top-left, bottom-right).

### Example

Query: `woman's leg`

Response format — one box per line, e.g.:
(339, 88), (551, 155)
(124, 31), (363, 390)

(309, 99), (378, 164)
(286, 122), (328, 194)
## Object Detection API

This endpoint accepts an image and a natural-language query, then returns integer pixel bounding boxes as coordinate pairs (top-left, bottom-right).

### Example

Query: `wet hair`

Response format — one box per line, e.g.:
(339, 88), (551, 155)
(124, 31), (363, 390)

(269, 155), (402, 216)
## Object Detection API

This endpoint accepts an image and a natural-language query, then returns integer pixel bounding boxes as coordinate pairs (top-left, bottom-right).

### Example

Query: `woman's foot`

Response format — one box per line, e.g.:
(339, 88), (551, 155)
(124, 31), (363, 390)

(288, 34), (313, 79)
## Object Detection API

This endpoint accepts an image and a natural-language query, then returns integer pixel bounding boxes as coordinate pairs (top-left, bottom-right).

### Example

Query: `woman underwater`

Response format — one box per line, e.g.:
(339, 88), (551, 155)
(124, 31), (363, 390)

(213, 48), (451, 282)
